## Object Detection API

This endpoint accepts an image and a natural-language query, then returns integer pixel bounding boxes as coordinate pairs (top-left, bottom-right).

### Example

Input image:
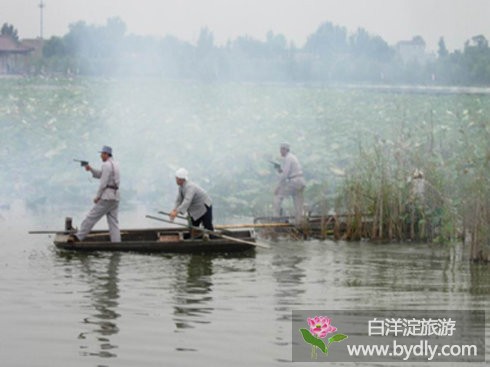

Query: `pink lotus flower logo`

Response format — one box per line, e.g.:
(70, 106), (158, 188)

(308, 316), (337, 338)
(300, 315), (348, 359)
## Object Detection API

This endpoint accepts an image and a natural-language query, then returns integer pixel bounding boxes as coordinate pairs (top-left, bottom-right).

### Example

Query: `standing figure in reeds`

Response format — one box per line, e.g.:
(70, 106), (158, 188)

(406, 169), (444, 241)
(408, 169), (427, 240)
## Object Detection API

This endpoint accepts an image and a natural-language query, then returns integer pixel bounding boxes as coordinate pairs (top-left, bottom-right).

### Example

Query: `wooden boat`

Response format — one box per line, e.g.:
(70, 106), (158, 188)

(52, 227), (257, 253)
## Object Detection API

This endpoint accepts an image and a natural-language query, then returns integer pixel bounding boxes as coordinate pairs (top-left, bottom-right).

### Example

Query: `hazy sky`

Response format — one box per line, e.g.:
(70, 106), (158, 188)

(3, 0), (490, 51)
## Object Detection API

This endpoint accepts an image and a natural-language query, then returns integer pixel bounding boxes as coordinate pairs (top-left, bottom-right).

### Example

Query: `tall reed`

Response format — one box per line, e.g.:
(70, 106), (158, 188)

(336, 138), (452, 242)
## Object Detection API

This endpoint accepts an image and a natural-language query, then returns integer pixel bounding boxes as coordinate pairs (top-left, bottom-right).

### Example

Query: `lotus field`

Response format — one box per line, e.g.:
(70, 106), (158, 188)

(0, 77), (489, 256)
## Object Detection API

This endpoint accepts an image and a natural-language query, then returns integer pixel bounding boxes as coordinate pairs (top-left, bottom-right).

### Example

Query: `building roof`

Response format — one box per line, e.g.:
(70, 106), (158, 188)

(396, 36), (426, 49)
(0, 35), (34, 53)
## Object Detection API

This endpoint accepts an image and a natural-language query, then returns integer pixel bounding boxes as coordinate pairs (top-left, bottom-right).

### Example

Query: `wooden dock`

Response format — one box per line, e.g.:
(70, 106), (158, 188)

(252, 214), (373, 240)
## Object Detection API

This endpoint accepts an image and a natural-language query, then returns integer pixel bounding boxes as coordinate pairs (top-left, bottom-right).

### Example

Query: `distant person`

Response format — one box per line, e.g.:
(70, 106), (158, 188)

(169, 168), (214, 231)
(409, 169), (426, 203)
(407, 168), (445, 241)
(68, 146), (121, 242)
(408, 169), (427, 240)
(273, 143), (306, 223)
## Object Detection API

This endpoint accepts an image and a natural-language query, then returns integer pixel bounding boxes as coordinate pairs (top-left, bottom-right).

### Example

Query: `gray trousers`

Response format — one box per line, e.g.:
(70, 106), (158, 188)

(274, 177), (306, 223)
(76, 199), (120, 242)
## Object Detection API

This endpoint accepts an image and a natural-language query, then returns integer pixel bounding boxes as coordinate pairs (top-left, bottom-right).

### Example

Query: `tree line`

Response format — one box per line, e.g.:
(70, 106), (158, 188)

(4, 18), (490, 85)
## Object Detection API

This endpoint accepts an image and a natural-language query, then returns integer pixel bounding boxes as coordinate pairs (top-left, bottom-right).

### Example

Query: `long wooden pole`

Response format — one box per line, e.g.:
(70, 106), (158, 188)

(29, 230), (128, 237)
(29, 230), (74, 234)
(157, 210), (293, 229)
(215, 223), (294, 229)
(158, 210), (188, 221)
(146, 215), (269, 249)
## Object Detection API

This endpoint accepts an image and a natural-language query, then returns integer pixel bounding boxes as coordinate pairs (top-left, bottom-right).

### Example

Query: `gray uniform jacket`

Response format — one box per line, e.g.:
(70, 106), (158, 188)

(175, 181), (212, 220)
(90, 158), (120, 201)
(277, 152), (305, 186)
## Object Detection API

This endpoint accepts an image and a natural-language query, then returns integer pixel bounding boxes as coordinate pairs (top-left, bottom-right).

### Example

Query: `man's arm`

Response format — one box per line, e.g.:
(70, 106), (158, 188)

(170, 190), (183, 220)
(86, 164), (102, 179)
(176, 186), (196, 214)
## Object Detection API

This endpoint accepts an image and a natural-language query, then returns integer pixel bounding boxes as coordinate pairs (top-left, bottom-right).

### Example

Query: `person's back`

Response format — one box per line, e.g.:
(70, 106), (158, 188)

(176, 180), (212, 221)
(171, 168), (214, 231)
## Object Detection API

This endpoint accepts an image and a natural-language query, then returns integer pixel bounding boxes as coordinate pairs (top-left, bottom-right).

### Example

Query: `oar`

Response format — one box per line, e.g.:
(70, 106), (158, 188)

(145, 215), (269, 249)
(157, 210), (291, 243)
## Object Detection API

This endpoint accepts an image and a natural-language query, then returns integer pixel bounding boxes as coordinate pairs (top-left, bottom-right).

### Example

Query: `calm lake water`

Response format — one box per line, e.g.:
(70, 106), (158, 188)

(1, 202), (489, 366)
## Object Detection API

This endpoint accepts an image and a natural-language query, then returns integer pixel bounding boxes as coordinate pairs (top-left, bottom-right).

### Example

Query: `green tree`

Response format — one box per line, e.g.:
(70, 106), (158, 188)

(99, 17), (126, 56)
(304, 21), (348, 58)
(1, 23), (19, 42)
(349, 27), (393, 61)
(463, 34), (490, 84)
(42, 36), (65, 58)
(195, 27), (219, 81)
(196, 27), (214, 56)
(437, 37), (449, 58)
(266, 31), (287, 55)
(467, 34), (488, 49)
(412, 35), (426, 47)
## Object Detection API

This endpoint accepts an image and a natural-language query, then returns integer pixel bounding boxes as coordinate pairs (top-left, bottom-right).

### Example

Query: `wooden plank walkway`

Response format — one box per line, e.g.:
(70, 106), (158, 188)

(252, 214), (376, 240)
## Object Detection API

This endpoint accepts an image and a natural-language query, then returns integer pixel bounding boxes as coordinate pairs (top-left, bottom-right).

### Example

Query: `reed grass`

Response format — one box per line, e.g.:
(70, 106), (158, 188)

(335, 102), (490, 261)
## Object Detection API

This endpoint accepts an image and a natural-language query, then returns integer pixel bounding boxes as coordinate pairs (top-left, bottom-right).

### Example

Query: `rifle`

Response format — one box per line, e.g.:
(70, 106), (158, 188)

(73, 159), (89, 167)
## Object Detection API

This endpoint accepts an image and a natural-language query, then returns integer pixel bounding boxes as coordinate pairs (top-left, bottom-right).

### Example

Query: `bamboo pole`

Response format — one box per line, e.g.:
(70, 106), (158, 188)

(157, 210), (293, 230)
(215, 223), (294, 229)
(146, 215), (269, 249)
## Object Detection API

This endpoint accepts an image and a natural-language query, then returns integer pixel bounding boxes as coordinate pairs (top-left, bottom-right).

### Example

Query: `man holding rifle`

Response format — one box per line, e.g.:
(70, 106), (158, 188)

(68, 145), (121, 242)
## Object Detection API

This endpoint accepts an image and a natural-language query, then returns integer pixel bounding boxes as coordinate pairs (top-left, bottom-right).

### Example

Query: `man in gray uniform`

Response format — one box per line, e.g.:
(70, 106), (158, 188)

(69, 145), (121, 242)
(169, 168), (214, 231)
(273, 143), (306, 223)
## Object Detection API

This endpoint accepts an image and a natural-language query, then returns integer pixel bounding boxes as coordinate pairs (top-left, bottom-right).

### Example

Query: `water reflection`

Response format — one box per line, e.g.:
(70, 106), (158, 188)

(56, 252), (121, 359)
(170, 251), (256, 352)
(469, 262), (490, 296)
(172, 254), (214, 334)
(271, 241), (307, 361)
(21, 218), (489, 367)
(272, 246), (307, 310)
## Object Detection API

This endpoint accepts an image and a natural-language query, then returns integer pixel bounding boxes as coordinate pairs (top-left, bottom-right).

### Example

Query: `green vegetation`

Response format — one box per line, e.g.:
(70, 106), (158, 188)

(0, 78), (488, 256)
(1, 23), (19, 41)
(334, 91), (490, 259)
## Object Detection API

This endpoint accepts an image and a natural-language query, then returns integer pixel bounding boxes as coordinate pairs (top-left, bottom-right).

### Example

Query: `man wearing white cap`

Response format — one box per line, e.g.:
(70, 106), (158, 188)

(170, 168), (214, 230)
(273, 143), (306, 223)
(69, 145), (121, 242)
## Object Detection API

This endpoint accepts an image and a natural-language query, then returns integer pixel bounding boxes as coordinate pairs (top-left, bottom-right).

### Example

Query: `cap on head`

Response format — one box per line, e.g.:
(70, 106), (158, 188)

(175, 168), (189, 180)
(413, 169), (424, 179)
(280, 142), (290, 150)
(99, 145), (112, 155)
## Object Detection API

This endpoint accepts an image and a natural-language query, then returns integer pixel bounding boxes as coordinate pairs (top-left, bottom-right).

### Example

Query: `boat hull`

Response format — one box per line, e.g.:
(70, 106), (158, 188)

(53, 227), (256, 253)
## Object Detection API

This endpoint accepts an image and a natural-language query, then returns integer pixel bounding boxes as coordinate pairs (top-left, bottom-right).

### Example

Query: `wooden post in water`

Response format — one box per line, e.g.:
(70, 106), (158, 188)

(468, 201), (490, 262)
(65, 217), (73, 231)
